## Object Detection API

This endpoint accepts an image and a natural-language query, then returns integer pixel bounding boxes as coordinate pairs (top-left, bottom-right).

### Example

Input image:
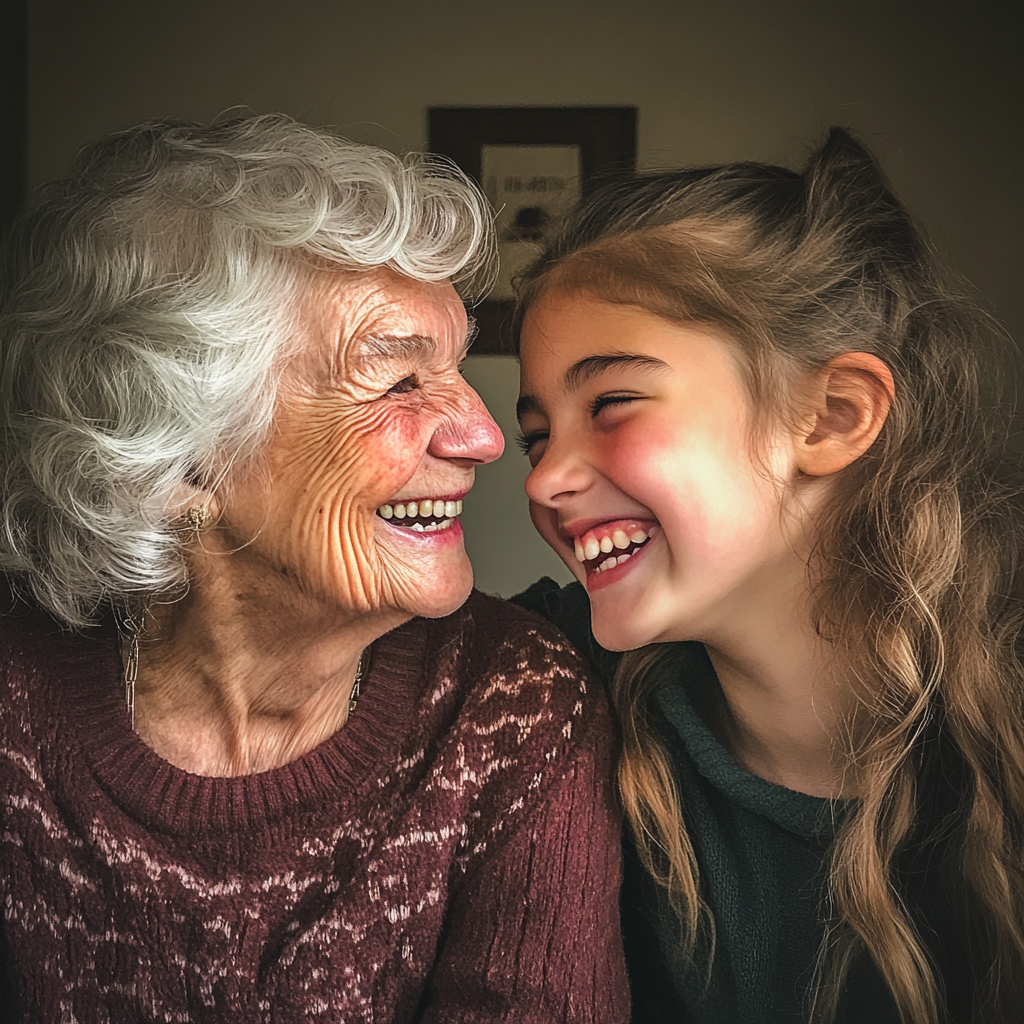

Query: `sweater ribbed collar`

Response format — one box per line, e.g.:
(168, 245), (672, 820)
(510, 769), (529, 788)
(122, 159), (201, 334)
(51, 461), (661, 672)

(47, 614), (430, 840)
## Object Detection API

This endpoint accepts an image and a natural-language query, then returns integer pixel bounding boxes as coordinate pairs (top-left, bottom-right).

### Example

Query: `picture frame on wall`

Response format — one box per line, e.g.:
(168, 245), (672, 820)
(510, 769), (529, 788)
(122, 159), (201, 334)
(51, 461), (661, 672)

(429, 106), (638, 354)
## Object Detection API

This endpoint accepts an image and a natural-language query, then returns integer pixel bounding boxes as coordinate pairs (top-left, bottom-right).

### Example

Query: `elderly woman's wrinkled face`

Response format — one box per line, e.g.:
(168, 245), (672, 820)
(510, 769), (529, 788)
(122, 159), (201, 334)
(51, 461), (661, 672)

(218, 268), (503, 621)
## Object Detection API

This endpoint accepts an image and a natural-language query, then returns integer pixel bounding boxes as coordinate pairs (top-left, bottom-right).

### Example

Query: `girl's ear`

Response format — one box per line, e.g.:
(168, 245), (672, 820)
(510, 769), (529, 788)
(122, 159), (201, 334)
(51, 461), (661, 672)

(795, 352), (895, 476)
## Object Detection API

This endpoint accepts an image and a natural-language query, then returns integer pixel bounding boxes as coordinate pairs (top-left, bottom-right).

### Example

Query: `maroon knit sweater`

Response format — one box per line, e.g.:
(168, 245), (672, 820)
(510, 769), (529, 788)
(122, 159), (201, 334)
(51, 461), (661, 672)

(0, 589), (628, 1023)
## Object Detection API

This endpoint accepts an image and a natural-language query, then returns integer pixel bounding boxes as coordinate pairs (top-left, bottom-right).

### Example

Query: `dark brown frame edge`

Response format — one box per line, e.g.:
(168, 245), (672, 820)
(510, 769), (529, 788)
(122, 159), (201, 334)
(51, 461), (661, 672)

(1, 0), (28, 234)
(429, 106), (637, 354)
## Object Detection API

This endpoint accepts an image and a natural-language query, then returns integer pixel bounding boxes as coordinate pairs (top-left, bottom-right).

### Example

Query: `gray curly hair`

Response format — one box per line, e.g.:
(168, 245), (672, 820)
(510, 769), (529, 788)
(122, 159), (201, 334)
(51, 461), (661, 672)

(0, 114), (496, 626)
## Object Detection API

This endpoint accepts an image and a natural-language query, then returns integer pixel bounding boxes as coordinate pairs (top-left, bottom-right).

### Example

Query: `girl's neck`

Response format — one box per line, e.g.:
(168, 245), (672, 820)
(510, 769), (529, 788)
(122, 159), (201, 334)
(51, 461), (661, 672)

(700, 588), (856, 800)
(705, 644), (856, 799)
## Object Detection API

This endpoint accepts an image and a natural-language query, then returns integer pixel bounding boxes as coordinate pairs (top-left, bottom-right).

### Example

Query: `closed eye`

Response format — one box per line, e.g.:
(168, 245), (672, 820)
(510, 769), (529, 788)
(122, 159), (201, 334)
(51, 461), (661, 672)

(386, 374), (420, 396)
(589, 393), (642, 416)
(515, 430), (548, 456)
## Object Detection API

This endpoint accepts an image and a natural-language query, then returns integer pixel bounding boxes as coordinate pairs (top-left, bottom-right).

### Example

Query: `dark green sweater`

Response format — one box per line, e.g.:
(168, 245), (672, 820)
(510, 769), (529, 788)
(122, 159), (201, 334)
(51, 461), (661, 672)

(513, 578), (973, 1024)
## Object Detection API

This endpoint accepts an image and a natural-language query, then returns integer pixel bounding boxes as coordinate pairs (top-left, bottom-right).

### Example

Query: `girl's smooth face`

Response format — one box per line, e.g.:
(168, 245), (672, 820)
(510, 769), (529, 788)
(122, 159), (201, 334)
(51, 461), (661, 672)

(518, 291), (812, 652)
(215, 267), (504, 624)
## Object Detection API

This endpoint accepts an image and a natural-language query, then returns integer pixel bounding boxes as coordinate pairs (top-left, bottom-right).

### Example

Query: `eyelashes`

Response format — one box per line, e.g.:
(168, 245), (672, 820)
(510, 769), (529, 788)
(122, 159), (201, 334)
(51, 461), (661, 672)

(589, 393), (638, 415)
(516, 393), (641, 456)
(515, 431), (545, 456)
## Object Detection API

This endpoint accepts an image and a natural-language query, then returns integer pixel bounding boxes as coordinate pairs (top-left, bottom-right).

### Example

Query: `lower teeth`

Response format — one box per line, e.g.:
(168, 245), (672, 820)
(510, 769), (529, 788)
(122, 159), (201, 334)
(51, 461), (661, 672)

(592, 540), (649, 573)
(406, 518), (454, 533)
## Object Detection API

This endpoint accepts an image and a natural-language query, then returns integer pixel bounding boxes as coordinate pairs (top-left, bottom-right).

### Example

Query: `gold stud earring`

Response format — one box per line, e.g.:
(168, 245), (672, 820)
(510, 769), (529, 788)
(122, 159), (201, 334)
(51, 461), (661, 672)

(186, 506), (210, 531)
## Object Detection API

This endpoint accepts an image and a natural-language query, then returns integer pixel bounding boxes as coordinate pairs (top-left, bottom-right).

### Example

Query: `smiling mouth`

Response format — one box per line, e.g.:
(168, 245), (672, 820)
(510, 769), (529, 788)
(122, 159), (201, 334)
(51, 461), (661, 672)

(572, 522), (657, 575)
(377, 497), (464, 533)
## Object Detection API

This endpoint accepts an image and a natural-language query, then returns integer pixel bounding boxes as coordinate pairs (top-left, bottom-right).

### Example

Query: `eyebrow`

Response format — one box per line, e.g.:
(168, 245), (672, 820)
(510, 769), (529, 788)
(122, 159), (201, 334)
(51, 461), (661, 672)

(357, 333), (434, 360)
(516, 352), (669, 422)
(515, 394), (542, 421)
(357, 326), (476, 362)
(564, 352), (670, 391)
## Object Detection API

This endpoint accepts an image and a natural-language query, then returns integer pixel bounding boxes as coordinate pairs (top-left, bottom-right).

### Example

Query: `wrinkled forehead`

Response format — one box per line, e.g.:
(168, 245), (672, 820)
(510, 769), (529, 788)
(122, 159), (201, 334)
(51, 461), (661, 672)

(293, 266), (470, 379)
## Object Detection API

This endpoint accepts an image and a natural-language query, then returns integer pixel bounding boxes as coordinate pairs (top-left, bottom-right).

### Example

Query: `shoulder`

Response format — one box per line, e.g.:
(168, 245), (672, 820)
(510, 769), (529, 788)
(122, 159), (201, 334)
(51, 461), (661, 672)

(0, 584), (52, 696)
(0, 583), (60, 785)
(460, 586), (581, 654)
(445, 588), (596, 706)
(416, 591), (621, 865)
(0, 581), (113, 747)
(0, 581), (99, 683)
(425, 589), (615, 771)
(511, 577), (623, 683)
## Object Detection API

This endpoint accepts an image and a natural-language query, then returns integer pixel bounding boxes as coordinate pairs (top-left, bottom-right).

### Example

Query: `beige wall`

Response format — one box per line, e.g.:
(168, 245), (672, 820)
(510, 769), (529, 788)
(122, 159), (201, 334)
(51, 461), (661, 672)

(460, 357), (574, 596)
(27, 0), (1022, 594)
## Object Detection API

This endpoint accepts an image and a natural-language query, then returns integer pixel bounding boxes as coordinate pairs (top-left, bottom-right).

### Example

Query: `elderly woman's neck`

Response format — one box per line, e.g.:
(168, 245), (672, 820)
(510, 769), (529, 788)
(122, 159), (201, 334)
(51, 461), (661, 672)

(131, 571), (408, 777)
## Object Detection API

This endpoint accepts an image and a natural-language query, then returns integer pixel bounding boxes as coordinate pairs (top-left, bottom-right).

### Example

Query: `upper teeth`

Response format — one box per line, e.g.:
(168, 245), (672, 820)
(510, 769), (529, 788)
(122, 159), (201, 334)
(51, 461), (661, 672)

(574, 526), (654, 565)
(378, 499), (463, 521)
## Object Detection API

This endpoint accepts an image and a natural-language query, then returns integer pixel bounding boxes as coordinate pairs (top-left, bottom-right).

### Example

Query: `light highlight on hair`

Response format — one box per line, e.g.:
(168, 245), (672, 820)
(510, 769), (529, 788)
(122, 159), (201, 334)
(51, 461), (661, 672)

(517, 127), (1024, 1023)
(0, 114), (495, 625)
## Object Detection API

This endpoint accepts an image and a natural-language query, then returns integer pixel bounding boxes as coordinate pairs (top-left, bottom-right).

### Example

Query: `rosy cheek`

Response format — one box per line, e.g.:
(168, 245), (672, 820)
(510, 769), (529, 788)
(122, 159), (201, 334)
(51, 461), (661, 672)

(348, 405), (433, 499)
(599, 423), (665, 494)
(267, 401), (429, 542)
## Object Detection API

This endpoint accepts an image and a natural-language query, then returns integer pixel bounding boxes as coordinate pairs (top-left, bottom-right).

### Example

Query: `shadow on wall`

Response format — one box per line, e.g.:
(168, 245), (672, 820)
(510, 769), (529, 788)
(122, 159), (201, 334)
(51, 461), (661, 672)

(461, 356), (574, 597)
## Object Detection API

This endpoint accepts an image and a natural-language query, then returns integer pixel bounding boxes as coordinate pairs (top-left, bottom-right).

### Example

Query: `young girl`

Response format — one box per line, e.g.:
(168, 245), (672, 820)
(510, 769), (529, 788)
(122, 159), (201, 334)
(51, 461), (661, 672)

(511, 128), (1024, 1023)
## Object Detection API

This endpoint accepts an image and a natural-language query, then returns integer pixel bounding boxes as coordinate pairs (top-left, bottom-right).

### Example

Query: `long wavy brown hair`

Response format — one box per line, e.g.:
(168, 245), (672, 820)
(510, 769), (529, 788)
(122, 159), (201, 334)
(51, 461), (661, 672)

(515, 128), (1024, 1022)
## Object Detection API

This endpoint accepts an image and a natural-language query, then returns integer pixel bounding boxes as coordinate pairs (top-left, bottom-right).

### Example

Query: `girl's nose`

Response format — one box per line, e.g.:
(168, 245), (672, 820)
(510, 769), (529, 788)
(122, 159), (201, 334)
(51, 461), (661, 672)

(427, 382), (505, 465)
(524, 435), (590, 508)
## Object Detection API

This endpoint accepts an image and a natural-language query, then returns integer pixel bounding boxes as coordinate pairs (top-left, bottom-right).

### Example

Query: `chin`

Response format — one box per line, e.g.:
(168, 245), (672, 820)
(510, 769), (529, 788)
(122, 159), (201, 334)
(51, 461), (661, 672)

(589, 614), (647, 653)
(414, 584), (473, 620)
(588, 584), (668, 652)
(401, 562), (475, 620)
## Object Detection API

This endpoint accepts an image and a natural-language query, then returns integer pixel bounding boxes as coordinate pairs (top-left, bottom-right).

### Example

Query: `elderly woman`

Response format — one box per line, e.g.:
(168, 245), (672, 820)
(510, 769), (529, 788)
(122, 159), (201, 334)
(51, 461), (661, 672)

(0, 116), (627, 1022)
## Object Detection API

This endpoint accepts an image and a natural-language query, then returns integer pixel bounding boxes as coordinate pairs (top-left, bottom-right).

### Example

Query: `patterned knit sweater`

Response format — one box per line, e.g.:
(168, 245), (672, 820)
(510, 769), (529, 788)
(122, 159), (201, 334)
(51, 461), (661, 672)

(0, 589), (628, 1023)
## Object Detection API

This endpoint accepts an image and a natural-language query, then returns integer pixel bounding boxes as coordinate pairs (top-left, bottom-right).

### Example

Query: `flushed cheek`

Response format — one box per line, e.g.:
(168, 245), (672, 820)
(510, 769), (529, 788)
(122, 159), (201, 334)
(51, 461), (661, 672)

(354, 406), (432, 499)
(656, 477), (784, 588)
(598, 429), (681, 516)
(600, 429), (758, 563)
(368, 403), (478, 612)
(313, 401), (474, 615)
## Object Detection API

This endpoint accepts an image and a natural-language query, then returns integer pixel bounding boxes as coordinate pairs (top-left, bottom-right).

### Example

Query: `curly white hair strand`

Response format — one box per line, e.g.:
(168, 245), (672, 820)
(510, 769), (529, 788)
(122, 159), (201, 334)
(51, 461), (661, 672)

(0, 114), (496, 626)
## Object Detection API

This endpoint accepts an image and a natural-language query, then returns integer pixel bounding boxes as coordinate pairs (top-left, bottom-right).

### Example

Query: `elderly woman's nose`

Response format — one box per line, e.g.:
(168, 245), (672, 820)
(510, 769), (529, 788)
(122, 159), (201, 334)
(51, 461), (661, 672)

(427, 385), (505, 464)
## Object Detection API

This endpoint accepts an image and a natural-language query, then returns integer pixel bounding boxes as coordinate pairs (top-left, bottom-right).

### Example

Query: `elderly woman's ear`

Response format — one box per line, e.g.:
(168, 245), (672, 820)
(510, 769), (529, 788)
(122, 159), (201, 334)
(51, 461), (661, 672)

(169, 473), (224, 535)
(0, 114), (628, 1024)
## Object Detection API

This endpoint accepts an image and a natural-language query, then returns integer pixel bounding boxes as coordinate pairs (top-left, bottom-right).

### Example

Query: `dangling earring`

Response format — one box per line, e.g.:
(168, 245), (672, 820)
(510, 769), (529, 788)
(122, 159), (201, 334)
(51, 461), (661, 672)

(120, 607), (144, 730)
(349, 648), (369, 714)
(187, 505), (210, 531)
